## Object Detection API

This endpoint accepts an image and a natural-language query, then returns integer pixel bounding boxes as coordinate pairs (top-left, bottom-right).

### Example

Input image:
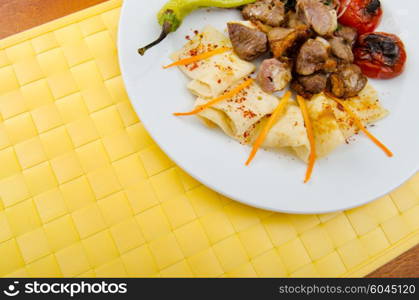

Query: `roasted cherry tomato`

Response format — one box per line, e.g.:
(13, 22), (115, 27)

(338, 0), (383, 34)
(354, 32), (407, 79)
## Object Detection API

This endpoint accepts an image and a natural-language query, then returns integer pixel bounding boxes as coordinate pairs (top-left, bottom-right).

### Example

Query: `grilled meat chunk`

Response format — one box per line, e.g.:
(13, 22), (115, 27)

(242, 0), (286, 27)
(335, 25), (358, 46)
(323, 56), (338, 73)
(298, 72), (328, 93)
(292, 72), (328, 98)
(268, 25), (311, 59)
(296, 37), (334, 75)
(256, 58), (292, 93)
(329, 37), (354, 62)
(227, 22), (268, 61)
(286, 11), (305, 28)
(268, 27), (295, 56)
(252, 20), (273, 34)
(328, 64), (368, 98)
(296, 0), (338, 36)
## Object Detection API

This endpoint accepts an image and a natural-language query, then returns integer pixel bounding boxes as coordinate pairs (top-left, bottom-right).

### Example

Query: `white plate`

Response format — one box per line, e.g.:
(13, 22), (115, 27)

(118, 0), (419, 214)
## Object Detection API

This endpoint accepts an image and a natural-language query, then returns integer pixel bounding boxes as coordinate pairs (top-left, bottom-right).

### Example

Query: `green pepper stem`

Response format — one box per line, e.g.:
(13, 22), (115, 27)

(138, 21), (172, 56)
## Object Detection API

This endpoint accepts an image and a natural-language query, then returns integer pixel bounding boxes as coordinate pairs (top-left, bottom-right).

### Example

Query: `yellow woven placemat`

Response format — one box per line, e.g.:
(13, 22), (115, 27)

(0, 0), (418, 278)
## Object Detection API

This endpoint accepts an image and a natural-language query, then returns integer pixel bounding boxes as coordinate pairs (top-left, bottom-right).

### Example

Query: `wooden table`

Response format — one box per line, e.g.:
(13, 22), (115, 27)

(0, 0), (418, 278)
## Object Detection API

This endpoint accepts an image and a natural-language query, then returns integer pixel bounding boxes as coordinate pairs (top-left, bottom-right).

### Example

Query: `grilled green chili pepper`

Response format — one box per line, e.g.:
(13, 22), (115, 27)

(138, 0), (256, 55)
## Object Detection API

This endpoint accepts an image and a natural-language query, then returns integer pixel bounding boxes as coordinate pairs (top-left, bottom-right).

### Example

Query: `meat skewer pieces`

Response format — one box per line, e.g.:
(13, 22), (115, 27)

(227, 21), (268, 61)
(242, 0), (286, 27)
(257, 58), (292, 93)
(295, 37), (336, 75)
(296, 0), (338, 36)
(328, 64), (368, 98)
(329, 37), (354, 63)
(335, 25), (358, 46)
(268, 25), (311, 59)
(328, 25), (358, 63)
(291, 72), (328, 99)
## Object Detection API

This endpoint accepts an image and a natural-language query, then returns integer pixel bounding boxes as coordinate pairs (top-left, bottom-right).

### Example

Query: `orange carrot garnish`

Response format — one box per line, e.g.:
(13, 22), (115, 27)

(327, 93), (393, 157)
(245, 91), (292, 166)
(297, 95), (317, 183)
(173, 78), (253, 117)
(163, 47), (231, 69)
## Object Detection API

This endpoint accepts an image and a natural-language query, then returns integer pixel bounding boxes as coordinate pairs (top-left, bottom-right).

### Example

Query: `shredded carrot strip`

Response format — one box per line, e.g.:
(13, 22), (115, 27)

(173, 78), (253, 117)
(296, 95), (317, 183)
(163, 47), (231, 69)
(245, 91), (292, 166)
(327, 94), (394, 157)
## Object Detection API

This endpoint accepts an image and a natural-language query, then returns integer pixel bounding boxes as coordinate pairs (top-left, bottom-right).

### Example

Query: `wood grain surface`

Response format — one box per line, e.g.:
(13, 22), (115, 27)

(367, 244), (419, 278)
(0, 0), (105, 39)
(0, 0), (418, 278)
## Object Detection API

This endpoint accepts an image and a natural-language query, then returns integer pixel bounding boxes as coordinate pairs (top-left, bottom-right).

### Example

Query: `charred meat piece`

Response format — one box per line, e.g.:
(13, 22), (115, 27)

(256, 58), (292, 93)
(291, 81), (310, 99)
(329, 37), (354, 62)
(323, 57), (338, 73)
(227, 22), (268, 61)
(286, 11), (305, 28)
(296, 0), (338, 36)
(328, 64), (368, 98)
(296, 37), (332, 75)
(252, 20), (273, 34)
(328, 25), (357, 63)
(242, 0), (286, 27)
(268, 27), (295, 56)
(335, 25), (358, 47)
(292, 72), (328, 98)
(268, 25), (311, 59)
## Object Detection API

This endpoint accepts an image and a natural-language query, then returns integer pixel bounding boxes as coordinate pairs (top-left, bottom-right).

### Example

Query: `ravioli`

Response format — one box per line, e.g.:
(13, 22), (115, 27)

(255, 100), (310, 150)
(171, 25), (255, 98)
(196, 79), (279, 143)
(197, 84), (388, 163)
(293, 85), (388, 162)
(294, 93), (346, 162)
(329, 84), (389, 139)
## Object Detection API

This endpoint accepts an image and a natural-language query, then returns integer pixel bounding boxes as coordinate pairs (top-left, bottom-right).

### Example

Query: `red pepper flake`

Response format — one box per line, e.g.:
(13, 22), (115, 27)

(189, 63), (199, 71)
(189, 48), (199, 56)
(235, 97), (247, 104)
(217, 79), (222, 84)
(185, 35), (190, 40)
(243, 110), (257, 119)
